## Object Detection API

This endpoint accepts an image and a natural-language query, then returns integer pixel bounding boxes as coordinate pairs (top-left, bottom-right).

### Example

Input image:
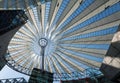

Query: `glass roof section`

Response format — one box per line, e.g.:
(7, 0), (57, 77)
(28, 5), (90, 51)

(1, 0), (120, 81)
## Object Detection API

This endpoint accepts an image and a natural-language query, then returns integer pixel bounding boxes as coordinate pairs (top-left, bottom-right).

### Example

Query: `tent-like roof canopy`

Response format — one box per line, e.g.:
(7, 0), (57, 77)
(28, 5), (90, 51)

(1, 0), (120, 80)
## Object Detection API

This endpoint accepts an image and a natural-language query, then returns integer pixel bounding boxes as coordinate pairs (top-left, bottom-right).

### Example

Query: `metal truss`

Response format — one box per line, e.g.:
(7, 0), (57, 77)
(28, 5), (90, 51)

(0, 77), (27, 83)
(6, 54), (103, 81)
(54, 68), (103, 81)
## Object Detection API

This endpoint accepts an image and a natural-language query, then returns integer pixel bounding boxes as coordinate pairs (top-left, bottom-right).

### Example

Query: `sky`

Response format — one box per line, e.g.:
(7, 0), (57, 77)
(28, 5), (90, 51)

(0, 65), (59, 83)
(0, 65), (29, 81)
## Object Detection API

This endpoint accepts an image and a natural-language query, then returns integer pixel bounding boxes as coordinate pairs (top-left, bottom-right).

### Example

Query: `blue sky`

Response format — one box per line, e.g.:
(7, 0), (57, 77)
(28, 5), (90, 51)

(0, 65), (29, 81)
(0, 65), (59, 83)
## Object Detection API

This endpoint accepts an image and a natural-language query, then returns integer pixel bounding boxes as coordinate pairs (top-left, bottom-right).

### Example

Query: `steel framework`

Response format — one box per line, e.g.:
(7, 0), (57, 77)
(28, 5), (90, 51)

(0, 77), (27, 83)
(6, 52), (103, 81)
